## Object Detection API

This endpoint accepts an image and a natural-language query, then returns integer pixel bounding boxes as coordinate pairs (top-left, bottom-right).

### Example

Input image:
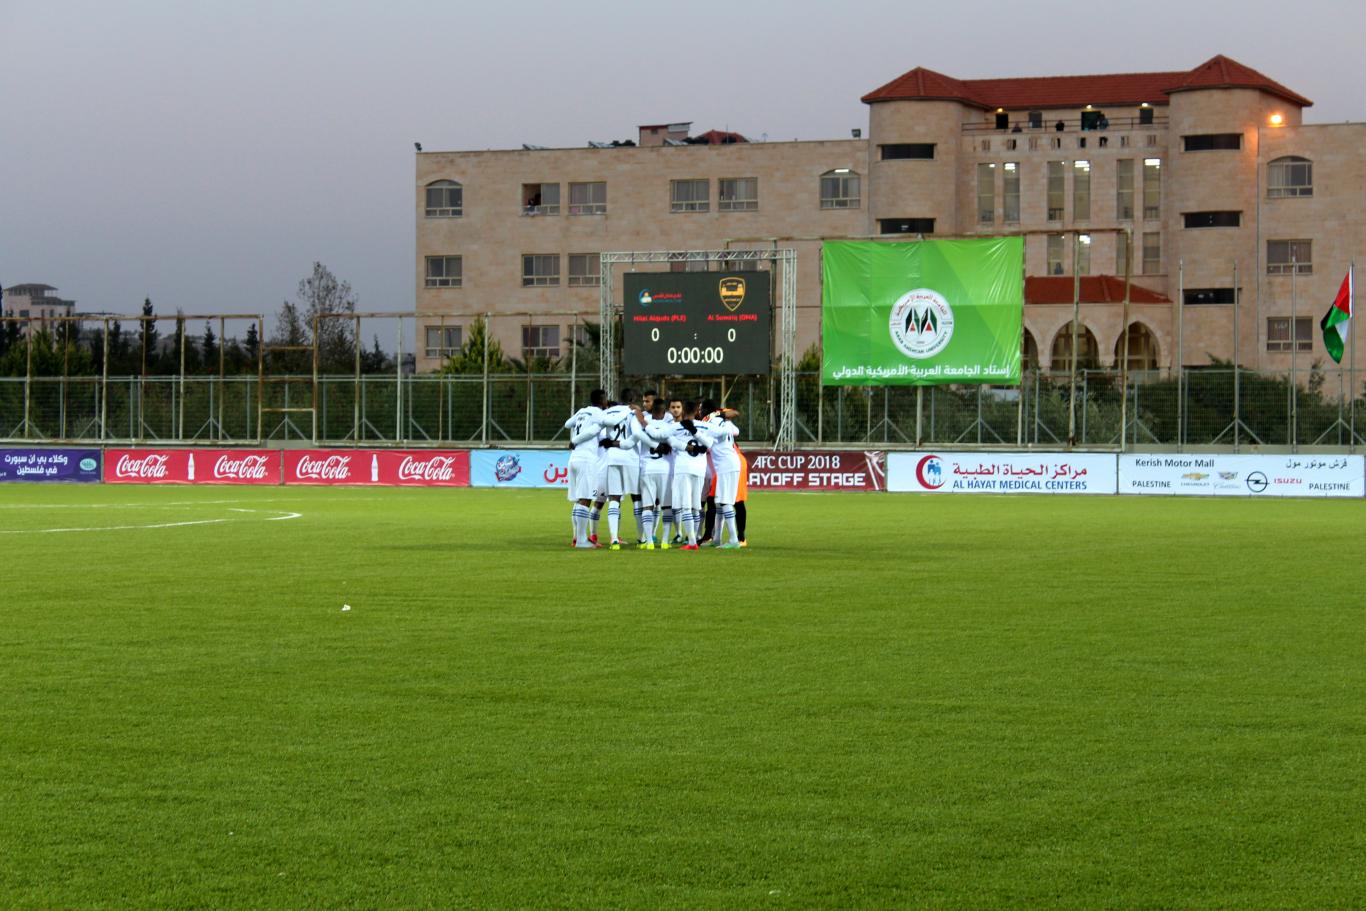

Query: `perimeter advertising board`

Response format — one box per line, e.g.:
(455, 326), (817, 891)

(104, 449), (280, 484)
(888, 451), (1117, 494)
(744, 451), (886, 491)
(0, 448), (101, 483)
(622, 271), (772, 375)
(822, 238), (1023, 386)
(1119, 454), (1364, 498)
(469, 450), (570, 489)
(283, 450), (469, 486)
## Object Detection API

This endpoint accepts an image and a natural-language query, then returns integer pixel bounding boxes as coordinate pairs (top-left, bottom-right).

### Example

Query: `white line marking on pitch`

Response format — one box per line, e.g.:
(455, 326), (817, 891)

(0, 508), (302, 534)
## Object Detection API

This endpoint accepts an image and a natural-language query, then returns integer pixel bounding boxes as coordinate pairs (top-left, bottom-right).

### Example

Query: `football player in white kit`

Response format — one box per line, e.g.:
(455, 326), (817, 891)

(637, 398), (675, 549)
(565, 389), (607, 548)
(701, 402), (743, 548)
(668, 401), (717, 551)
(596, 389), (647, 550)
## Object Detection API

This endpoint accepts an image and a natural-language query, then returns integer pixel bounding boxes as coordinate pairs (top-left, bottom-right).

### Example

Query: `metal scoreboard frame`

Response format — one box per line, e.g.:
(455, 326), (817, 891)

(598, 248), (798, 449)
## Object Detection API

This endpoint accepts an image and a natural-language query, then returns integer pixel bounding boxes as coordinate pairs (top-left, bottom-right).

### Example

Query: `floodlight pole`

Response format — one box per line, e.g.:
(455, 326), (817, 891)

(101, 318), (110, 441)
(1177, 258), (1185, 450)
(1067, 235), (1081, 447)
(1119, 228), (1132, 451)
(1233, 260), (1241, 451)
(1290, 256), (1298, 451)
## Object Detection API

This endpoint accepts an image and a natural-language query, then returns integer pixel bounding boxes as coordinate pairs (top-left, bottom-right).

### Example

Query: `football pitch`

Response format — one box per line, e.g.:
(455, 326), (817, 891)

(2, 485), (1363, 909)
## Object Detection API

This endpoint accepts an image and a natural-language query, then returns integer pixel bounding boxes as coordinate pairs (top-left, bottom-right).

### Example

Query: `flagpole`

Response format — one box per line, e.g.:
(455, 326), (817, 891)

(1351, 261), (1358, 451)
(1233, 259), (1241, 451)
(1291, 255), (1298, 451)
(1177, 258), (1185, 449)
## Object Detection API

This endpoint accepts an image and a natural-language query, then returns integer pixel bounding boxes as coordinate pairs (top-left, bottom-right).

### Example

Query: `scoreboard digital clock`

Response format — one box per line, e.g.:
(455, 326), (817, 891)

(622, 271), (772, 375)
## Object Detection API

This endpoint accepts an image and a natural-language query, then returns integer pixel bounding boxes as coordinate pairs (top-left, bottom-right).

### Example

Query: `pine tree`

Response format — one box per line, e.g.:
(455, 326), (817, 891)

(243, 323), (260, 368)
(139, 298), (159, 375)
(201, 321), (219, 373)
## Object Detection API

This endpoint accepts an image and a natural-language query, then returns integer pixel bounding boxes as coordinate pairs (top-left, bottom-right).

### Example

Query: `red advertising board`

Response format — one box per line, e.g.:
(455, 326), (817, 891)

(103, 449), (281, 484)
(744, 450), (886, 491)
(282, 449), (470, 487)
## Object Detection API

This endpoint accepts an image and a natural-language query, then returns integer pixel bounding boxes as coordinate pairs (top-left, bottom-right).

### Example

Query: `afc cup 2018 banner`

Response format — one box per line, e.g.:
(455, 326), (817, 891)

(104, 449), (280, 484)
(469, 450), (570, 488)
(888, 451), (1117, 494)
(284, 450), (469, 486)
(1119, 454), (1365, 498)
(0, 448), (102, 483)
(821, 238), (1023, 386)
(745, 451), (885, 491)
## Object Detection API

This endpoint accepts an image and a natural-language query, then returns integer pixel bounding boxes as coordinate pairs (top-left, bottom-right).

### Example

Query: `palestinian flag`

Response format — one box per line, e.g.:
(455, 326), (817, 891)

(1320, 267), (1354, 364)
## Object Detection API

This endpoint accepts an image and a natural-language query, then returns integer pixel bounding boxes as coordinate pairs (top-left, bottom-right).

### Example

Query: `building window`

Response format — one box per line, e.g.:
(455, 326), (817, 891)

(424, 325), (462, 358)
(979, 139), (992, 152)
(671, 179), (709, 212)
(819, 170), (860, 208)
(1184, 211), (1241, 229)
(1267, 240), (1312, 275)
(522, 183), (559, 215)
(1002, 162), (1020, 224)
(424, 256), (462, 288)
(1138, 105), (1154, 125)
(976, 163), (995, 225)
(1028, 137), (1040, 151)
(1119, 135), (1130, 148)
(1077, 234), (1092, 275)
(568, 181), (606, 215)
(1028, 111), (1043, 129)
(1267, 317), (1312, 352)
(424, 180), (462, 217)
(718, 177), (758, 212)
(522, 325), (561, 360)
(1073, 160), (1090, 222)
(879, 143), (936, 160)
(1005, 138), (1017, 150)
(880, 218), (935, 235)
(1080, 109), (1107, 131)
(567, 254), (601, 287)
(1116, 159), (1134, 219)
(1143, 232), (1161, 274)
(1182, 133), (1242, 152)
(1047, 234), (1065, 275)
(1268, 156), (1313, 197)
(1050, 137), (1062, 150)
(522, 254), (560, 287)
(1142, 159), (1161, 219)
(1046, 161), (1064, 221)
(1184, 288), (1237, 305)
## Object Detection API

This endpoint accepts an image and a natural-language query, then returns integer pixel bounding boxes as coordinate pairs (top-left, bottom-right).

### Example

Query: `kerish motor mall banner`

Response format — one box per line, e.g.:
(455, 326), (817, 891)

(104, 449), (280, 484)
(283, 450), (469, 486)
(821, 238), (1023, 386)
(745, 451), (886, 491)
(1119, 453), (1364, 498)
(0, 448), (102, 482)
(469, 450), (570, 489)
(887, 451), (1117, 494)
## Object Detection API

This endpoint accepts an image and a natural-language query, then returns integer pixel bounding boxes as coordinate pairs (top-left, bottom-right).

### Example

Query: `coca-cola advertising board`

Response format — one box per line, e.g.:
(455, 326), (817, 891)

(283, 450), (470, 487)
(103, 449), (280, 484)
(744, 451), (887, 491)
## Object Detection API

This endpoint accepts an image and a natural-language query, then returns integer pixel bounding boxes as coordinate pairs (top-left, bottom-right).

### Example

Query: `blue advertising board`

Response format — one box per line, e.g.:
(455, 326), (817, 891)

(469, 449), (570, 489)
(0, 448), (102, 483)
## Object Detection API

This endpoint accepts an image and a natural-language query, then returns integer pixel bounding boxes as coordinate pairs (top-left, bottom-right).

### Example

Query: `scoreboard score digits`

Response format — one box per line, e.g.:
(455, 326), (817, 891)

(622, 272), (772, 375)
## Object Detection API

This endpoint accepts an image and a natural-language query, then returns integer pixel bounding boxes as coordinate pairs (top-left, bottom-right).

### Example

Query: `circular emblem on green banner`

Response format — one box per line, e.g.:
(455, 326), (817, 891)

(889, 289), (955, 359)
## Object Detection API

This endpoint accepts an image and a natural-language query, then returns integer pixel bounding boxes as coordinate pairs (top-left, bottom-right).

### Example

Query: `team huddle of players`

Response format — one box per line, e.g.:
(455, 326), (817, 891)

(565, 389), (748, 550)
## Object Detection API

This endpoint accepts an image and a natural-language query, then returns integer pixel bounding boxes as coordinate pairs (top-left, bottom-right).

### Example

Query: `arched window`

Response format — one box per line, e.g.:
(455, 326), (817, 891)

(819, 170), (860, 209)
(1268, 157), (1312, 198)
(1022, 329), (1039, 373)
(1050, 323), (1099, 371)
(1114, 323), (1160, 372)
(425, 180), (463, 217)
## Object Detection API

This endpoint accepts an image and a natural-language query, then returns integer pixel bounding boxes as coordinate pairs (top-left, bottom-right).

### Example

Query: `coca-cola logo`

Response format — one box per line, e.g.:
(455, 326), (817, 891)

(295, 454), (353, 480)
(213, 454), (271, 480)
(398, 455), (457, 481)
(115, 454), (170, 478)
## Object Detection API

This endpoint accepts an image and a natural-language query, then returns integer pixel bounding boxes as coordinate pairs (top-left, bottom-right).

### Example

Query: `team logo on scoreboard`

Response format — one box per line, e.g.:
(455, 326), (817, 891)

(888, 288), (955, 359)
(638, 289), (653, 306)
(719, 277), (746, 312)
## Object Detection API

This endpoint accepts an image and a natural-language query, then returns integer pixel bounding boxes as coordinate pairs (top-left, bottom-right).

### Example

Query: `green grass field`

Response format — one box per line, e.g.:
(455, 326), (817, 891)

(1, 485), (1363, 909)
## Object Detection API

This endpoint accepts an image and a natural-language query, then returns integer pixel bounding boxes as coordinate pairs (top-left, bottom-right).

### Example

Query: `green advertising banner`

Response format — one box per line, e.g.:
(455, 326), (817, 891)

(821, 238), (1023, 385)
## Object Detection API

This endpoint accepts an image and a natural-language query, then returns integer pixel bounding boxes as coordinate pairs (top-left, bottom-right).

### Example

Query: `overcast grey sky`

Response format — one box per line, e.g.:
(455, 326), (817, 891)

(3, 0), (1363, 324)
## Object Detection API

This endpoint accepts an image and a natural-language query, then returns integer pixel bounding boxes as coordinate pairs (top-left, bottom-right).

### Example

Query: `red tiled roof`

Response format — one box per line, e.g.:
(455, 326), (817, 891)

(696, 129), (748, 144)
(861, 67), (990, 108)
(1026, 276), (1171, 305)
(1166, 55), (1312, 107)
(864, 55), (1311, 110)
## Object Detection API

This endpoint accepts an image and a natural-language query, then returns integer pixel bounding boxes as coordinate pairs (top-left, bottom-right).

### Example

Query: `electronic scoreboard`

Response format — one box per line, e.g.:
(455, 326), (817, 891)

(622, 271), (772, 375)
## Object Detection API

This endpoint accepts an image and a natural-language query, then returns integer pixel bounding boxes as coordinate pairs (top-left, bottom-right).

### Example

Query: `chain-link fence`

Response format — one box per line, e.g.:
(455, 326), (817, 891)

(2, 366), (1361, 450)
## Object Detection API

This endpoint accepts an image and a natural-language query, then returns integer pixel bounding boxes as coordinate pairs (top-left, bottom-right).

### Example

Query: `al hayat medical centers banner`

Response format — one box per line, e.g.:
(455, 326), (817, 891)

(821, 238), (1023, 386)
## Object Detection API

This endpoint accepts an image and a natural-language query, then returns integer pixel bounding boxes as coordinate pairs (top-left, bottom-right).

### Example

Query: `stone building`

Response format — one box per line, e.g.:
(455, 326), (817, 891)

(415, 55), (1362, 376)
